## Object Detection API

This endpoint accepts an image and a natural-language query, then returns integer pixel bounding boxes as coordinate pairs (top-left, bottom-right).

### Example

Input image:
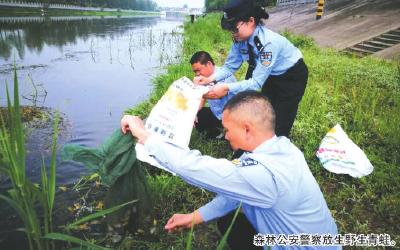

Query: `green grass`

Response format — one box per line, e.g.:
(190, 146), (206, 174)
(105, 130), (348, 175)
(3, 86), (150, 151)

(296, 47), (400, 239)
(125, 13), (400, 248)
(2, 11), (397, 250)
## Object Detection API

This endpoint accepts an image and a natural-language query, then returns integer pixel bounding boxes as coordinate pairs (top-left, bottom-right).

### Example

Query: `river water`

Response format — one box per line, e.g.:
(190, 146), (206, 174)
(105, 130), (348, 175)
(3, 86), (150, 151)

(0, 16), (183, 185)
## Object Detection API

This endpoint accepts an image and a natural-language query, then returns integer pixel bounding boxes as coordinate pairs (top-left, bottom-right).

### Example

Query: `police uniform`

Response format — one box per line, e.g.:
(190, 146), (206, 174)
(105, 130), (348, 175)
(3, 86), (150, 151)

(216, 2), (308, 137)
(195, 67), (237, 138)
(144, 134), (339, 250)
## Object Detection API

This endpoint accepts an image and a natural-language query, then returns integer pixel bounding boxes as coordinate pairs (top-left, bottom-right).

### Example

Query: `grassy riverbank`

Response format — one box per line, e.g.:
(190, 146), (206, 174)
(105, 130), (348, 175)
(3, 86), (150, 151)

(124, 13), (400, 248)
(0, 11), (397, 249)
(0, 6), (159, 17)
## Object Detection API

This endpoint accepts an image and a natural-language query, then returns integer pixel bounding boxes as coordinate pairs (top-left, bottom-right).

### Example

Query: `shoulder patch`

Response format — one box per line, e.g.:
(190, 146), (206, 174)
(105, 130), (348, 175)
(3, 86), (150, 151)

(260, 50), (272, 67)
(232, 157), (259, 167)
(241, 158), (259, 167)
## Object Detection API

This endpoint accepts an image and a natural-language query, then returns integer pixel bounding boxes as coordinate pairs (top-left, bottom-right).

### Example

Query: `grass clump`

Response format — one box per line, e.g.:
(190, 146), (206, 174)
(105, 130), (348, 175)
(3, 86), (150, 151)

(0, 69), (142, 249)
(0, 68), (59, 250)
(125, 12), (399, 248)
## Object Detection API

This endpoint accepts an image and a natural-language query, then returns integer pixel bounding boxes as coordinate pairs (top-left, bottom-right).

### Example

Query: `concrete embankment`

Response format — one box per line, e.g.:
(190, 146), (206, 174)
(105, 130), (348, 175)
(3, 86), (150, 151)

(266, 0), (400, 60)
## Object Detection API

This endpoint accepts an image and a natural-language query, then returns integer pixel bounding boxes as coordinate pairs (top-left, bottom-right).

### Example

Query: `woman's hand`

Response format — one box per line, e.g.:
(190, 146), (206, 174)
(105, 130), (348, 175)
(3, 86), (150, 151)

(204, 84), (229, 99)
(120, 115), (150, 144)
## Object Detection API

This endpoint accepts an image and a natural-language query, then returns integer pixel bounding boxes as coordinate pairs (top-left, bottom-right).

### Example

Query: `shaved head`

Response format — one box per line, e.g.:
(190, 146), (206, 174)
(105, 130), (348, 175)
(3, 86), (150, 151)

(223, 90), (275, 133)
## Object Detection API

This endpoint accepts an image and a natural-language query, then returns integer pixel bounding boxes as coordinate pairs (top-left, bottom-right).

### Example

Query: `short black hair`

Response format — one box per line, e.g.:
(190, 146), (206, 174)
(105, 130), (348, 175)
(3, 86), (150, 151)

(223, 90), (275, 131)
(224, 90), (265, 111)
(190, 51), (215, 65)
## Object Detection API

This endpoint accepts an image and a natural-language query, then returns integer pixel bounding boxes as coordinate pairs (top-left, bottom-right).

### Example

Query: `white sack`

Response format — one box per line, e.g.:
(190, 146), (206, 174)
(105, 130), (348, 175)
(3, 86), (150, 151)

(135, 77), (209, 173)
(316, 124), (374, 178)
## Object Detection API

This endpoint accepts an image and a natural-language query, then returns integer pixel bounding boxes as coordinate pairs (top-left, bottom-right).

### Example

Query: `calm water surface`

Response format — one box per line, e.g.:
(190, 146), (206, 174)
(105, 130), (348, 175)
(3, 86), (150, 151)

(0, 16), (183, 184)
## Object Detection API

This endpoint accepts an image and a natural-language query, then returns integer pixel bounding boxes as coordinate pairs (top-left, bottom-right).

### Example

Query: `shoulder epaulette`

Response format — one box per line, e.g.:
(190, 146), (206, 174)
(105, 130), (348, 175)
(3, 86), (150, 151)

(254, 36), (264, 52)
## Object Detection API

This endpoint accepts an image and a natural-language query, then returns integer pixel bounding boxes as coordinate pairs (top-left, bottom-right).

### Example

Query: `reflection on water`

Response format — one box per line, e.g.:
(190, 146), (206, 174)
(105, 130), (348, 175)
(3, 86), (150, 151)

(0, 16), (183, 64)
(0, 16), (183, 185)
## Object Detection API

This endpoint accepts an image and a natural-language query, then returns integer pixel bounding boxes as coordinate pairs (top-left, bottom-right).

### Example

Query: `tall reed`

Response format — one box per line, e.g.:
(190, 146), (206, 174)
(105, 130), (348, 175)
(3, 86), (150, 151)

(0, 68), (140, 249)
(0, 68), (58, 250)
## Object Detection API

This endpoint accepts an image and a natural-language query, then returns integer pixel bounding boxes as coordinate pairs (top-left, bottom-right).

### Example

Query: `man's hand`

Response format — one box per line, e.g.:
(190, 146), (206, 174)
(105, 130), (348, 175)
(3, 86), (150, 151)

(120, 115), (150, 144)
(164, 211), (203, 233)
(204, 84), (229, 99)
(193, 75), (214, 85)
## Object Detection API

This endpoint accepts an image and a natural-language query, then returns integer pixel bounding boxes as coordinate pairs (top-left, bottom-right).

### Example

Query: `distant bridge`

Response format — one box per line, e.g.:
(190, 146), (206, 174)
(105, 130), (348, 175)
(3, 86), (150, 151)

(160, 7), (204, 18)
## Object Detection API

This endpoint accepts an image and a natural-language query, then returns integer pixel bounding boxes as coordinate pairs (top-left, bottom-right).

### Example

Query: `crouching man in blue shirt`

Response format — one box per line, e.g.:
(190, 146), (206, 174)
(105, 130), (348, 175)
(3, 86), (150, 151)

(190, 51), (237, 139)
(121, 91), (339, 250)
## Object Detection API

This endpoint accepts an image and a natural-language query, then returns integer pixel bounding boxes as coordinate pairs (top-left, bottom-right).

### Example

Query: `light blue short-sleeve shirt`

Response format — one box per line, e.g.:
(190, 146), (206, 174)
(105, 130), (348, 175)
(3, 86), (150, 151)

(215, 25), (303, 94)
(207, 67), (237, 119)
(144, 135), (340, 249)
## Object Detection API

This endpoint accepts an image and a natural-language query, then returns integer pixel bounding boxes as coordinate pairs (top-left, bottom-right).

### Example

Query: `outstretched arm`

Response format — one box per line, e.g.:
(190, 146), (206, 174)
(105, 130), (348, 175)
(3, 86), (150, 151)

(122, 115), (278, 208)
(164, 210), (203, 233)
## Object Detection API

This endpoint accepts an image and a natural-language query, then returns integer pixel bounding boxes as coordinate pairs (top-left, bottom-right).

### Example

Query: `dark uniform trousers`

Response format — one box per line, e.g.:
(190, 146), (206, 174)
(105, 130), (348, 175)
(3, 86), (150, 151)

(217, 212), (262, 250)
(195, 107), (223, 139)
(261, 58), (308, 137)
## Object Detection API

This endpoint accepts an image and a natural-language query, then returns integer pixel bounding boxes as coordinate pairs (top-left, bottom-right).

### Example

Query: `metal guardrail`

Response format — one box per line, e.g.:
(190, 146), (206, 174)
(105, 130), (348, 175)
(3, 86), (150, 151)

(0, 1), (104, 11)
(276, 0), (317, 6)
(0, 1), (158, 13)
(0, 15), (149, 23)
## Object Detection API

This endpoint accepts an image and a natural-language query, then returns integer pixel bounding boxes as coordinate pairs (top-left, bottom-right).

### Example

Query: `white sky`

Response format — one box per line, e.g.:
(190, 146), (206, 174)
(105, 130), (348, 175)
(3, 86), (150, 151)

(155, 0), (205, 8)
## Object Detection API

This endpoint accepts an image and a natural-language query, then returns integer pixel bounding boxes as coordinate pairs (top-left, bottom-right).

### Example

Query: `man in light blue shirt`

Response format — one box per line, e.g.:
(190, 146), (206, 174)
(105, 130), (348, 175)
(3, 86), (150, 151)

(121, 91), (339, 250)
(190, 51), (237, 138)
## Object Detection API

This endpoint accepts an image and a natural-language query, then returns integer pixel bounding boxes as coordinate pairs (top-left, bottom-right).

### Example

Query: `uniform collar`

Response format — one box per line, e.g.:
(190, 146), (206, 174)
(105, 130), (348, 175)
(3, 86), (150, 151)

(251, 135), (278, 154)
(248, 25), (262, 47)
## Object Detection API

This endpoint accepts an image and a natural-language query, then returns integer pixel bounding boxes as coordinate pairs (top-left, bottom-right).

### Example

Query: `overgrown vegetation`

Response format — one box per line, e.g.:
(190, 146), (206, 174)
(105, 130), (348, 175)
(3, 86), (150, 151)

(126, 13), (400, 248)
(205, 0), (275, 12)
(0, 69), (60, 250)
(1, 12), (398, 249)
(0, 69), (140, 249)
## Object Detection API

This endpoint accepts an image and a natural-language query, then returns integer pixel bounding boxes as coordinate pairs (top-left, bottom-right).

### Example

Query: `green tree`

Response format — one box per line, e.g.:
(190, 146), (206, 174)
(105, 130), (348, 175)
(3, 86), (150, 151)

(205, 0), (228, 11)
(205, 0), (275, 12)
